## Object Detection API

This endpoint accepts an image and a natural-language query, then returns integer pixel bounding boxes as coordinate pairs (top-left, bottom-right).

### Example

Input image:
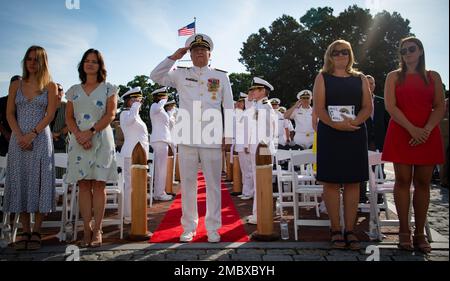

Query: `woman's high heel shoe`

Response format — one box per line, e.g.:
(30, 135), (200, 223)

(90, 229), (103, 248)
(81, 229), (92, 248)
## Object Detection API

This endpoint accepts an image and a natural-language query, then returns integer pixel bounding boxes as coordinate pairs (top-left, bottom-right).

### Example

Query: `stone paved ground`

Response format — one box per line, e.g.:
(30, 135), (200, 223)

(1, 165), (448, 262)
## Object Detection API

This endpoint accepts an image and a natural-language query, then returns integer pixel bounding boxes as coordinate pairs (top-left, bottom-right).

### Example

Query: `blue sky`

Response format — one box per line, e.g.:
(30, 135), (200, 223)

(0, 0), (448, 97)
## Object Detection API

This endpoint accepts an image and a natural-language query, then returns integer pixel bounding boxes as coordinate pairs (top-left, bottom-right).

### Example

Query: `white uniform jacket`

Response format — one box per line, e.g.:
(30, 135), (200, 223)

(150, 99), (172, 145)
(120, 102), (150, 158)
(150, 58), (234, 148)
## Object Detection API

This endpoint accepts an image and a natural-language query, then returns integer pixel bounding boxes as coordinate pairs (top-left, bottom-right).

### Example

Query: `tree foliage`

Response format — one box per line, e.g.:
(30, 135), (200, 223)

(237, 5), (412, 106)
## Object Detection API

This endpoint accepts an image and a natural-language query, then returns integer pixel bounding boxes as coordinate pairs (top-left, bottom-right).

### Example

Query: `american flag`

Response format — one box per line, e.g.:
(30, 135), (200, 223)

(178, 22), (195, 36)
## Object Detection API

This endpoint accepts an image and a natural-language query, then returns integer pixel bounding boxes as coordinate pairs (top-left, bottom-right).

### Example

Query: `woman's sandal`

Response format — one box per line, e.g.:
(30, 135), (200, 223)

(80, 229), (92, 248)
(90, 230), (103, 248)
(344, 231), (361, 251)
(413, 233), (432, 254)
(330, 230), (346, 249)
(27, 232), (42, 251)
(398, 232), (414, 251)
(14, 232), (31, 251)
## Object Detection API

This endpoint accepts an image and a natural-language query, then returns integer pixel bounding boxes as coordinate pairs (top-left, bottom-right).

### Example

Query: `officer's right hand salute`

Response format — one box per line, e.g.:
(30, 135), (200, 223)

(169, 47), (190, 61)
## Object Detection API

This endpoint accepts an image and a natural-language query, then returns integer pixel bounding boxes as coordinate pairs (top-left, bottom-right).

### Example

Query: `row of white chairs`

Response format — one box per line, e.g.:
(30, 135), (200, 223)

(0, 151), (156, 245)
(273, 149), (433, 241)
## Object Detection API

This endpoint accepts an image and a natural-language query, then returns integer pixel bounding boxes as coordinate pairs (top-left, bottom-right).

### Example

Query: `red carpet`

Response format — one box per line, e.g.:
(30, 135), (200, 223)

(150, 171), (249, 243)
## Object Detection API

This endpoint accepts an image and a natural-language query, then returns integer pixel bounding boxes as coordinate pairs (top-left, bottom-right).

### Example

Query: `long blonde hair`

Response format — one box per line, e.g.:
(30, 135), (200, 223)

(22, 46), (52, 91)
(321, 39), (361, 76)
(397, 37), (429, 85)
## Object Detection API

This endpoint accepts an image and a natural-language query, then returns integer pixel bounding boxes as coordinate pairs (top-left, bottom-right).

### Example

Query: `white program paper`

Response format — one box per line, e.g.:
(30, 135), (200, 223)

(328, 105), (356, 121)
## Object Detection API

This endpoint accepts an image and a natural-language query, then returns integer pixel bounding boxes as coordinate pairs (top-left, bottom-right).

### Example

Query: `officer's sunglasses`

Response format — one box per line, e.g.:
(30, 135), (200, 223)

(400, 45), (417, 56)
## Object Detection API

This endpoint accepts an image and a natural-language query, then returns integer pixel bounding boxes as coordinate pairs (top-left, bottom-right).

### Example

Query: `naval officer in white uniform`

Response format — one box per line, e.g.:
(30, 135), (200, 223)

(150, 33), (234, 243)
(150, 87), (175, 201)
(233, 93), (254, 200)
(270, 98), (292, 149)
(284, 90), (315, 150)
(119, 87), (149, 223)
(244, 77), (277, 224)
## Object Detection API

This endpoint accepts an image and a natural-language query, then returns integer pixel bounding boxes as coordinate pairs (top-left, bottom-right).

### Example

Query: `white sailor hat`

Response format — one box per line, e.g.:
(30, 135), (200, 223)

(270, 98), (281, 105)
(278, 106), (287, 113)
(237, 92), (247, 102)
(122, 86), (143, 100)
(164, 99), (176, 106)
(297, 89), (312, 100)
(151, 87), (170, 97)
(248, 77), (274, 92)
(185, 34), (214, 51)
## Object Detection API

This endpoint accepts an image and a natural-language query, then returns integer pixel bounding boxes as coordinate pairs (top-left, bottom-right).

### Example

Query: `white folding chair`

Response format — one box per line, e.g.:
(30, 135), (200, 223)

(367, 151), (433, 241)
(52, 153), (73, 241)
(273, 149), (294, 212)
(73, 154), (124, 241)
(9, 153), (74, 242)
(291, 150), (331, 240)
(0, 154), (20, 245)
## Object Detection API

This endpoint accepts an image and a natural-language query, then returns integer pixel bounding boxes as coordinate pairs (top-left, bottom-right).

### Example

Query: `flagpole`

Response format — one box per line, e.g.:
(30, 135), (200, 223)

(194, 17), (197, 34)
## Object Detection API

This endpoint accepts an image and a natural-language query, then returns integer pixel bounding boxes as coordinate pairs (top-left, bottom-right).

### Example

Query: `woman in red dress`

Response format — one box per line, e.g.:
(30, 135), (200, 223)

(383, 37), (445, 253)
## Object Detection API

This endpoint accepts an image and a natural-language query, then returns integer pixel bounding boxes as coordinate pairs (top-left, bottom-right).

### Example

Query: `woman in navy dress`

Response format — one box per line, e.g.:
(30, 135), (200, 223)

(313, 40), (372, 250)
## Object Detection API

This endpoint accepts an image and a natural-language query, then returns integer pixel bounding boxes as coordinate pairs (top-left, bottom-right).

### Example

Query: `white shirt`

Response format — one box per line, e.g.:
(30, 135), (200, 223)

(150, 58), (234, 148)
(246, 98), (277, 155)
(290, 106), (314, 134)
(276, 111), (291, 146)
(150, 99), (172, 144)
(234, 108), (247, 152)
(120, 102), (149, 158)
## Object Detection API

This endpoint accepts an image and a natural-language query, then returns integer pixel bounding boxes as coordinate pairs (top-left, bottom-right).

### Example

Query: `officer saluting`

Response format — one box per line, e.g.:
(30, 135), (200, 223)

(284, 90), (315, 150)
(150, 87), (175, 201)
(270, 98), (291, 150)
(234, 93), (254, 200)
(119, 87), (149, 224)
(244, 77), (277, 224)
(150, 33), (234, 243)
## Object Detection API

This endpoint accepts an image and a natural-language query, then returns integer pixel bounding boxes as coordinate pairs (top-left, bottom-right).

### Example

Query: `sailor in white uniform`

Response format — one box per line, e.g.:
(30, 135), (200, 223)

(284, 90), (315, 150)
(244, 77), (277, 224)
(150, 33), (234, 243)
(119, 87), (149, 223)
(149, 87), (175, 202)
(233, 93), (254, 200)
(278, 106), (294, 147)
(270, 98), (291, 150)
(164, 98), (178, 194)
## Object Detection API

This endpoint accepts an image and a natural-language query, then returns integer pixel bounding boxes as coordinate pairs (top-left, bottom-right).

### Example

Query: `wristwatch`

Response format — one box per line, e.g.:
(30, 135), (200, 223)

(90, 127), (97, 135)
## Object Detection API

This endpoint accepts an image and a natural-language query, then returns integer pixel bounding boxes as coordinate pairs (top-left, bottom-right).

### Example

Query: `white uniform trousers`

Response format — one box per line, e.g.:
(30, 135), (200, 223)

(179, 145), (222, 233)
(251, 153), (258, 217)
(123, 157), (132, 221)
(152, 141), (169, 198)
(238, 151), (254, 197)
(294, 132), (314, 149)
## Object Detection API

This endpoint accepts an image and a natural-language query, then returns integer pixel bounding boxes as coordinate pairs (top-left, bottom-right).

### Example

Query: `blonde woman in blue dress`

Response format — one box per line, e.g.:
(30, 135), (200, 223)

(66, 49), (118, 247)
(5, 46), (58, 250)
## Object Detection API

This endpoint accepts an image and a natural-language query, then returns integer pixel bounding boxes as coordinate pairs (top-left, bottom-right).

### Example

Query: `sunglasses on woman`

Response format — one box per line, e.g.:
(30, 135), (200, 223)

(400, 45), (417, 56)
(331, 49), (350, 57)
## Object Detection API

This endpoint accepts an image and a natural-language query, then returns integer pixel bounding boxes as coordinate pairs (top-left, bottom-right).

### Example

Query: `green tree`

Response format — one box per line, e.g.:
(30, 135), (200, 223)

(229, 72), (252, 100)
(239, 6), (412, 105)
